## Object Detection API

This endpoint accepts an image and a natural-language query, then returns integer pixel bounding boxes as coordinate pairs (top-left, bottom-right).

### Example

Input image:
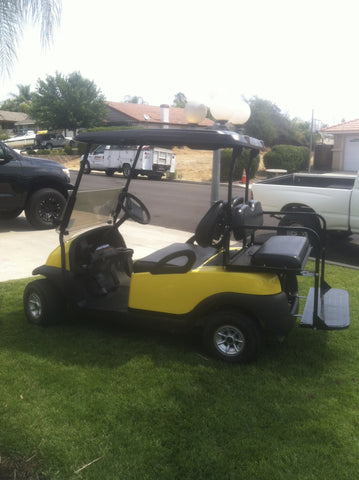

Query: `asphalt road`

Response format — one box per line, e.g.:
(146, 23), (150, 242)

(73, 171), (359, 268)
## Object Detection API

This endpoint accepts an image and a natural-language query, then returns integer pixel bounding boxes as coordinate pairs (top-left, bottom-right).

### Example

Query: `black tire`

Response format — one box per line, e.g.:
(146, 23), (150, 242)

(23, 279), (64, 326)
(122, 163), (132, 178)
(203, 310), (261, 363)
(148, 173), (162, 180)
(83, 160), (91, 174)
(25, 188), (66, 229)
(105, 168), (116, 177)
(278, 213), (322, 249)
(45, 143), (53, 150)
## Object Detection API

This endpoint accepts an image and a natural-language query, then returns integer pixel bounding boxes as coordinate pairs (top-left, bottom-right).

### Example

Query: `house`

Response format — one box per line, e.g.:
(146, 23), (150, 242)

(321, 119), (359, 171)
(0, 110), (36, 135)
(105, 102), (213, 128)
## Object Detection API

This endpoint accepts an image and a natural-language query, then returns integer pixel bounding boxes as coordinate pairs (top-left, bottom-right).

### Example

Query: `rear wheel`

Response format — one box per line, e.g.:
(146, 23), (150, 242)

(25, 188), (66, 229)
(23, 279), (64, 326)
(122, 163), (132, 178)
(278, 213), (322, 248)
(203, 310), (261, 363)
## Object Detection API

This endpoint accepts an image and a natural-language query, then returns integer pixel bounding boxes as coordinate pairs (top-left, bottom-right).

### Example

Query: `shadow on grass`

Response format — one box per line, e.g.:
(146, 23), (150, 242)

(1, 300), (338, 379)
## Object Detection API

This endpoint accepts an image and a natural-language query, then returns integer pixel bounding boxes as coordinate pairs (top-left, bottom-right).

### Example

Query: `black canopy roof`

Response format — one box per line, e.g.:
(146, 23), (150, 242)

(75, 128), (264, 151)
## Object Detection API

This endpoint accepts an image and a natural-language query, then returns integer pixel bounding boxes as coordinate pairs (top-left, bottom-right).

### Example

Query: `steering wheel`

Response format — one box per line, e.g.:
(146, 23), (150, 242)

(121, 192), (151, 224)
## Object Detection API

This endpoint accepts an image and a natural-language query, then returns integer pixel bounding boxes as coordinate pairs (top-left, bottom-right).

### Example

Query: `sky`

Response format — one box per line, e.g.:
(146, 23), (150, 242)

(1, 0), (358, 127)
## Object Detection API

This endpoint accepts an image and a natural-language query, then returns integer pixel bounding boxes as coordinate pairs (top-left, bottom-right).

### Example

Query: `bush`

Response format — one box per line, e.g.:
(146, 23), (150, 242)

(63, 144), (74, 155)
(263, 145), (309, 173)
(220, 148), (260, 182)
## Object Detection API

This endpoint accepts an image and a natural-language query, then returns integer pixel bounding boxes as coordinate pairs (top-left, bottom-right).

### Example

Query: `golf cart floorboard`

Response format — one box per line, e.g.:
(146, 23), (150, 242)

(300, 288), (350, 330)
(79, 286), (130, 313)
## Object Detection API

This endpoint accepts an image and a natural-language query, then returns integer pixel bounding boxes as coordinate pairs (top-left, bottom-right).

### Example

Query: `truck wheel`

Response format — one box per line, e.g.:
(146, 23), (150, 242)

(25, 188), (66, 229)
(279, 214), (322, 247)
(122, 163), (132, 178)
(23, 279), (64, 326)
(148, 173), (162, 180)
(45, 143), (53, 150)
(105, 168), (116, 177)
(83, 160), (91, 174)
(203, 311), (261, 363)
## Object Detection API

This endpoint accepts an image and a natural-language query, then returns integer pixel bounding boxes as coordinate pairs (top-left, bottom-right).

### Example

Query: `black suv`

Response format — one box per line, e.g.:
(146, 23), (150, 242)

(0, 141), (73, 229)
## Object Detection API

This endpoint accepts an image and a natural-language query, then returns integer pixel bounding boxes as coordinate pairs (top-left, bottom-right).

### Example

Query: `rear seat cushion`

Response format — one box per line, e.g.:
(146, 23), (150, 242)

(251, 235), (310, 269)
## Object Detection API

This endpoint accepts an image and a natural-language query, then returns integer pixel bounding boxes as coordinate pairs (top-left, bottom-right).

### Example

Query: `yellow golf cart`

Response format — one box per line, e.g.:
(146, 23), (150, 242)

(23, 128), (350, 363)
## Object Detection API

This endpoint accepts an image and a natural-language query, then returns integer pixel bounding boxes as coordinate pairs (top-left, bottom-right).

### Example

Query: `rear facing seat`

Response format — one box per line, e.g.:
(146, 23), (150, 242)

(232, 200), (311, 270)
(250, 235), (310, 269)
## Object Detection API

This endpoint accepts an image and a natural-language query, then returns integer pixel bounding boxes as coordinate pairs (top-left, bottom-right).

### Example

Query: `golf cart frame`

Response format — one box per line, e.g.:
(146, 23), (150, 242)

(23, 127), (350, 363)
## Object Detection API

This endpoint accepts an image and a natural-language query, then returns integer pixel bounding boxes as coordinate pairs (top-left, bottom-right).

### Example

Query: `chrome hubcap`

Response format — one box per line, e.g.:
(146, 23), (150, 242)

(214, 325), (245, 356)
(28, 292), (42, 320)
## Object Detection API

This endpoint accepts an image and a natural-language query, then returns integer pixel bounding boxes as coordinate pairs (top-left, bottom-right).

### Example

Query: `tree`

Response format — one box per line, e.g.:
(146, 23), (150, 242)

(0, 0), (61, 75)
(244, 96), (312, 147)
(0, 84), (33, 113)
(30, 72), (107, 132)
(172, 92), (187, 108)
(124, 95), (147, 104)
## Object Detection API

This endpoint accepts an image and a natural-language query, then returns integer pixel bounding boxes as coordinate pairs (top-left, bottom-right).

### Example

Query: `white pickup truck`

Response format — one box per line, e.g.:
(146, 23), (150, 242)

(83, 144), (176, 179)
(251, 171), (359, 235)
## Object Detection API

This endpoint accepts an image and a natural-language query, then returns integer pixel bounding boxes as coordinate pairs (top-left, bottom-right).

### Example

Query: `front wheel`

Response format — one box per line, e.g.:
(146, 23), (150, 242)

(25, 188), (66, 229)
(203, 311), (261, 363)
(23, 279), (64, 326)
(83, 160), (91, 174)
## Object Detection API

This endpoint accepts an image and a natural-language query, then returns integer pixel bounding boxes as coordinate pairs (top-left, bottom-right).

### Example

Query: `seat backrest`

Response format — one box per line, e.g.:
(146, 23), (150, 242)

(232, 200), (264, 241)
(195, 200), (226, 248)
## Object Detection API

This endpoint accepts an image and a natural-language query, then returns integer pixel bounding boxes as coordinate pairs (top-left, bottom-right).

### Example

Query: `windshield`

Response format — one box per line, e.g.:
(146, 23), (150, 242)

(62, 187), (123, 235)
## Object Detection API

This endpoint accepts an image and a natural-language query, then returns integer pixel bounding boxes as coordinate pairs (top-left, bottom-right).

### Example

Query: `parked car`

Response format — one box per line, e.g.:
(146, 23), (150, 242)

(0, 141), (73, 229)
(35, 132), (67, 150)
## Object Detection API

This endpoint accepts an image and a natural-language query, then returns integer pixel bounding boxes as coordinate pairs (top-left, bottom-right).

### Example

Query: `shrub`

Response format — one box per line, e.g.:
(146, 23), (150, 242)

(220, 148), (260, 182)
(63, 144), (74, 155)
(263, 145), (309, 173)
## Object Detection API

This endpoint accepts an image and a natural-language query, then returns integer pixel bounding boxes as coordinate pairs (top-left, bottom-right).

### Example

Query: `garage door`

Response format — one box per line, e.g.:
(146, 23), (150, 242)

(344, 136), (359, 171)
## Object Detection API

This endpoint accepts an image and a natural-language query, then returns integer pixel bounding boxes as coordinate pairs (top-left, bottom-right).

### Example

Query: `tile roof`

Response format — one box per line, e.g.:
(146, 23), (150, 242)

(321, 119), (359, 133)
(0, 110), (34, 123)
(106, 102), (213, 127)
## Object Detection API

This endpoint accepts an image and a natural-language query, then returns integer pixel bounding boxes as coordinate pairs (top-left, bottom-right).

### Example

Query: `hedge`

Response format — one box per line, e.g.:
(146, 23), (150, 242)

(263, 145), (309, 173)
(220, 148), (260, 182)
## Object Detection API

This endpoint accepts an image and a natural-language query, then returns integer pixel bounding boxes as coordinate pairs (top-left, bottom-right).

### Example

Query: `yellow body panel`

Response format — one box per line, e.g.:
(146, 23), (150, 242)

(46, 241), (72, 270)
(129, 266), (282, 315)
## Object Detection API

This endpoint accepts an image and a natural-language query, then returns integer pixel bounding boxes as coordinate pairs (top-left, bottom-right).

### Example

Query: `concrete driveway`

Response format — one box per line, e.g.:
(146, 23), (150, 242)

(0, 214), (190, 281)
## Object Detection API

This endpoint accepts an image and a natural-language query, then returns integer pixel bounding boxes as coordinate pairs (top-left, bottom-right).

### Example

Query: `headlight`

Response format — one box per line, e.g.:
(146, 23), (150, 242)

(62, 168), (71, 181)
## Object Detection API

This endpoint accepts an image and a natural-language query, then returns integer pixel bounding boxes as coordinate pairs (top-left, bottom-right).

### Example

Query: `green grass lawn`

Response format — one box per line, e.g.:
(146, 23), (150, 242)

(1, 264), (359, 480)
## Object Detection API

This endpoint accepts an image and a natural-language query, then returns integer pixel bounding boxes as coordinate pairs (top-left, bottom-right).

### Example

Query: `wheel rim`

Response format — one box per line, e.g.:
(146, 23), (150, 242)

(38, 196), (63, 223)
(28, 292), (42, 320)
(214, 325), (245, 357)
(123, 165), (131, 177)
